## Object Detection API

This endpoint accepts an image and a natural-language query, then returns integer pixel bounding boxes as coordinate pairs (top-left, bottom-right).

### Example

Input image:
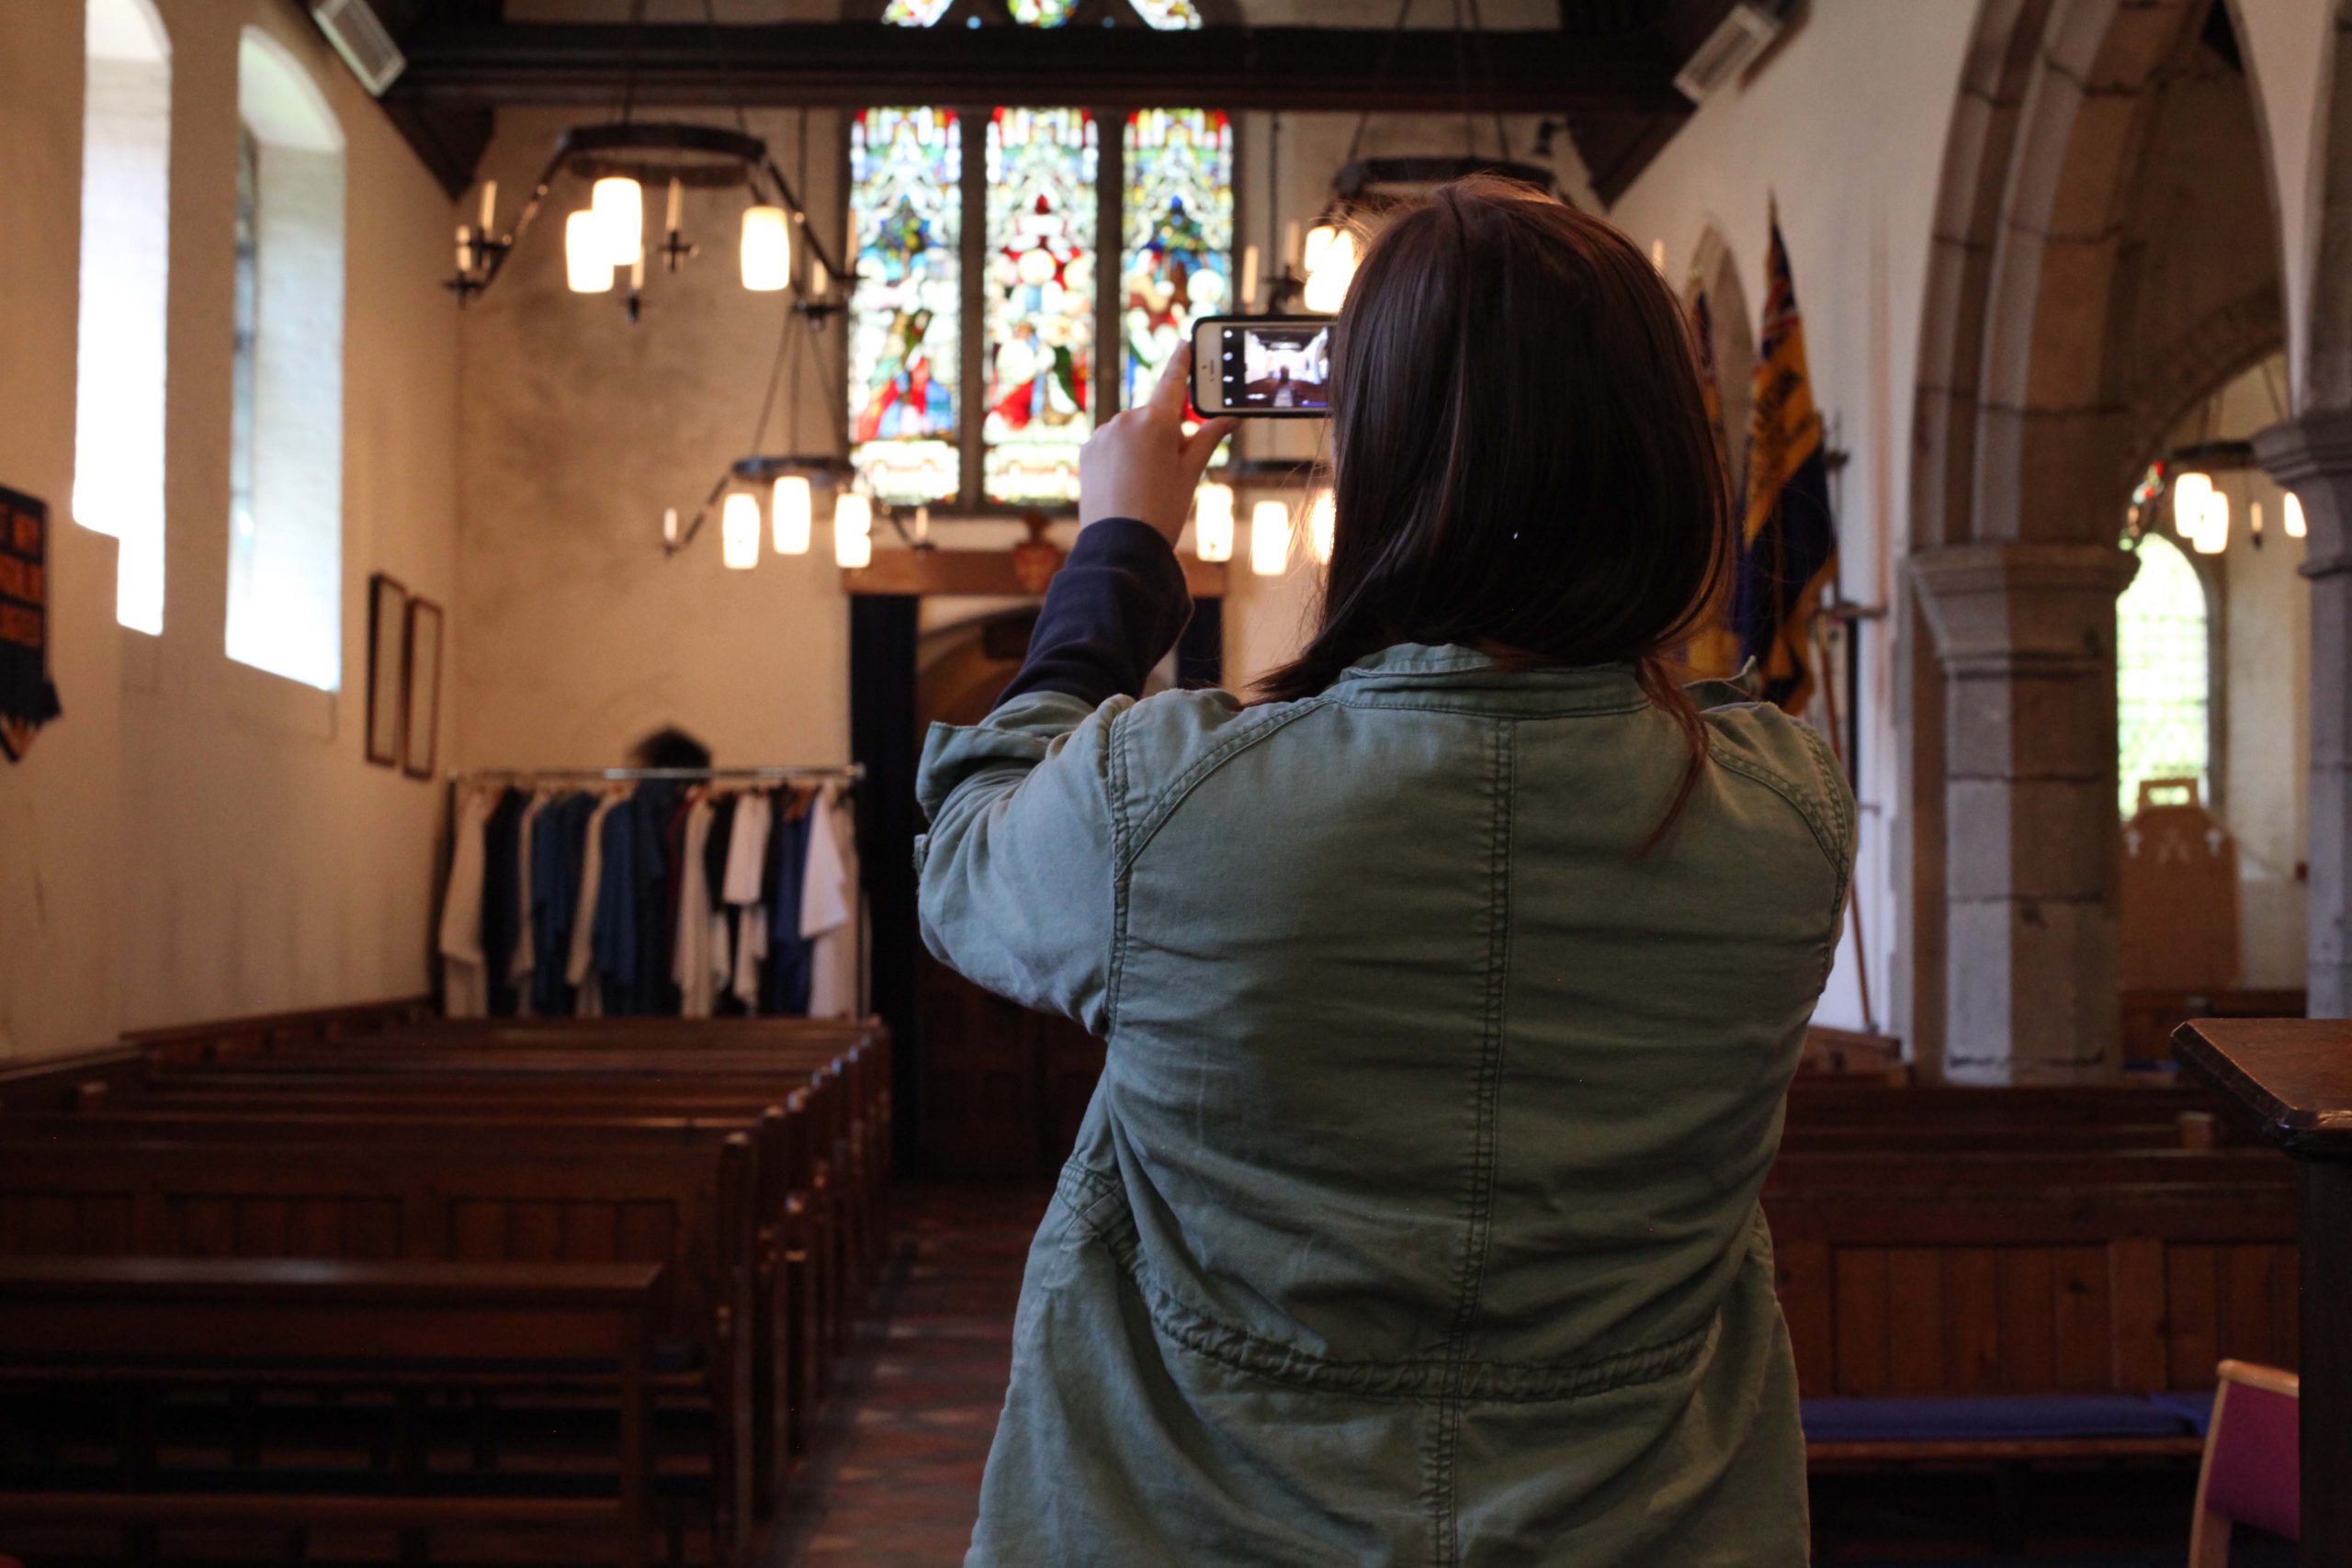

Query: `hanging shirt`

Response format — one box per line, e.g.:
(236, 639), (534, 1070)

(673, 794), (718, 1019)
(803, 784), (862, 1020)
(766, 792), (818, 1016)
(569, 791), (625, 1018)
(437, 784), (499, 1018)
(532, 792), (596, 1017)
(510, 793), (549, 1012)
(724, 791), (773, 1010)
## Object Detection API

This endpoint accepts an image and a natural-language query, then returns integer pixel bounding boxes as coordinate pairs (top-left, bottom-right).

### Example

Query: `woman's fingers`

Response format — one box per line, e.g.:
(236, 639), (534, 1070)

(1149, 352), (1194, 424)
(1182, 416), (1239, 473)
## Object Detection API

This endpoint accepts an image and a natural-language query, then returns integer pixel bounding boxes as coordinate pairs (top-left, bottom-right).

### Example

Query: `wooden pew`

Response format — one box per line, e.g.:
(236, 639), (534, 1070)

(0, 1257), (666, 1568)
(0, 1133), (762, 1567)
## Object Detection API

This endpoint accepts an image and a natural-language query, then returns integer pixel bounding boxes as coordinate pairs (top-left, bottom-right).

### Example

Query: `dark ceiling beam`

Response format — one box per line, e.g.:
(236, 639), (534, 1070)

(387, 21), (1690, 115)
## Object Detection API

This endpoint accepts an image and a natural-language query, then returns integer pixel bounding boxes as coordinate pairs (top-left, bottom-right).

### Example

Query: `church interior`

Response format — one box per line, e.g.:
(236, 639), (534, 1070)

(2, 0), (2349, 1562)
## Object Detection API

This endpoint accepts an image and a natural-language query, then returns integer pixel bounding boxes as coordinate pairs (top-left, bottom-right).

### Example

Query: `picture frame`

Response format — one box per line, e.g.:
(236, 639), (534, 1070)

(365, 572), (408, 769)
(401, 596), (444, 782)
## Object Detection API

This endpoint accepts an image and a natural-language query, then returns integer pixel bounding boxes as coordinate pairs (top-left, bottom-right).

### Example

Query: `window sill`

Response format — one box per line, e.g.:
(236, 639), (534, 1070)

(220, 656), (339, 741)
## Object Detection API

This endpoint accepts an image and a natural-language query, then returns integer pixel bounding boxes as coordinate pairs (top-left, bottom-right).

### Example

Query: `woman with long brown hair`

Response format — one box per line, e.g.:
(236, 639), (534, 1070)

(918, 176), (1851, 1566)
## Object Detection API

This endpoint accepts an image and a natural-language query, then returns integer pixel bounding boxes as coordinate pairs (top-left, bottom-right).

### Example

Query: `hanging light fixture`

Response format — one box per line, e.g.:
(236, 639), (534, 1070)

(835, 492), (875, 570)
(565, 209), (615, 294)
(592, 174), (644, 266)
(1194, 480), (1235, 563)
(2172, 471), (2216, 549)
(1301, 229), (1359, 313)
(2195, 482), (2230, 555)
(1307, 489), (1337, 564)
(772, 474), (813, 555)
(720, 491), (761, 570)
(2286, 491), (2308, 539)
(741, 205), (792, 292)
(1251, 500), (1293, 576)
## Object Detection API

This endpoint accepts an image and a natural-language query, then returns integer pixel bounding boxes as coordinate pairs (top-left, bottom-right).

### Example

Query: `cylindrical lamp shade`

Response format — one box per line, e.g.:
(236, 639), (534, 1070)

(565, 209), (615, 293)
(2193, 488), (2229, 555)
(1307, 489), (1337, 564)
(772, 475), (813, 555)
(741, 206), (792, 292)
(2286, 491), (2308, 539)
(835, 492), (874, 569)
(1250, 499), (1292, 576)
(593, 176), (643, 266)
(720, 491), (761, 570)
(1194, 481), (1235, 563)
(1302, 222), (1338, 276)
(2172, 472), (2214, 547)
(1302, 231), (1358, 313)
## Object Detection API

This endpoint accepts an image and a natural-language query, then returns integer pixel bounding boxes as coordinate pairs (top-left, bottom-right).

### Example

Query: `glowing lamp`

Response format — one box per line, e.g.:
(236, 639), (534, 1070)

(2193, 486), (2229, 555)
(565, 209), (615, 293)
(1193, 482), (1235, 563)
(835, 492), (874, 570)
(593, 175), (643, 265)
(2286, 491), (2308, 539)
(2173, 472), (2214, 547)
(1307, 489), (1337, 565)
(741, 206), (791, 292)
(1250, 499), (1292, 576)
(1302, 231), (1358, 313)
(1302, 222), (1339, 276)
(720, 491), (760, 570)
(772, 475), (812, 555)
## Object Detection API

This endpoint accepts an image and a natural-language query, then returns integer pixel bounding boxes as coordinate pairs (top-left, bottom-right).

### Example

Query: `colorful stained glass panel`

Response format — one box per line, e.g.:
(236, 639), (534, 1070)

(848, 107), (962, 506)
(982, 107), (1097, 505)
(1122, 108), (1233, 412)
(1008, 0), (1078, 24)
(1129, 0), (1204, 27)
(880, 0), (956, 23)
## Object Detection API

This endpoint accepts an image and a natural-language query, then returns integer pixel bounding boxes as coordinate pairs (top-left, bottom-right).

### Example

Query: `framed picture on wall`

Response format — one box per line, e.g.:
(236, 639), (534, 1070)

(365, 572), (407, 769)
(402, 597), (443, 782)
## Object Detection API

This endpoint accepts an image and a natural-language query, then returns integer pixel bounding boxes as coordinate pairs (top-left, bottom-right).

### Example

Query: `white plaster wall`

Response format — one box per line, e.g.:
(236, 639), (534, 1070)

(0, 0), (462, 1057)
(1606, 0), (1984, 1037)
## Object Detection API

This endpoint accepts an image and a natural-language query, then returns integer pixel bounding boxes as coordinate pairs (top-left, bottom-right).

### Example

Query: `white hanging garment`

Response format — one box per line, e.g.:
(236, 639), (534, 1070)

(437, 784), (497, 1019)
(804, 785), (862, 1020)
(673, 794), (718, 1019)
(568, 790), (626, 1019)
(723, 791), (773, 1009)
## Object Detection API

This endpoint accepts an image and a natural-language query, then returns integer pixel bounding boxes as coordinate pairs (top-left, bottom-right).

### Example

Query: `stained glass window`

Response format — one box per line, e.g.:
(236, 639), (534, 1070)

(1007, 0), (1078, 23)
(2118, 529), (2211, 817)
(1131, 0), (1203, 25)
(982, 107), (1097, 505)
(1122, 108), (1233, 412)
(848, 107), (962, 506)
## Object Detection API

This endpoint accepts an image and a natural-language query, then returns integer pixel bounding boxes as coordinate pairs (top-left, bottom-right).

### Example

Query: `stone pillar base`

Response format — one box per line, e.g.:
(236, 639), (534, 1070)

(1913, 541), (2138, 1085)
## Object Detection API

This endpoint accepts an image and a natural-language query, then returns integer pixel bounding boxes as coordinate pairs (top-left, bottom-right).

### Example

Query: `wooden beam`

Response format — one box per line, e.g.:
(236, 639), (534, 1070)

(389, 22), (1689, 115)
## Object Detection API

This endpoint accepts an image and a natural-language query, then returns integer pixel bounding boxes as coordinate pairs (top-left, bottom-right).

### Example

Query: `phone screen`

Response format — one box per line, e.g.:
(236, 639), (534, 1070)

(1192, 317), (1336, 417)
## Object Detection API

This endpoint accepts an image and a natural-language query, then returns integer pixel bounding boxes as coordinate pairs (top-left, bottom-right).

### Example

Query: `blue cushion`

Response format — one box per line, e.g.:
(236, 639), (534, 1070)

(1801, 1393), (2195, 1443)
(2149, 1388), (2219, 1437)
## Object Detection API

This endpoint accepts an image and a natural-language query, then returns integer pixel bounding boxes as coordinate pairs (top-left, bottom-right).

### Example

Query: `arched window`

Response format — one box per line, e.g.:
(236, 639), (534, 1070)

(226, 29), (345, 691)
(850, 1), (1232, 510)
(2117, 528), (2211, 815)
(74, 0), (171, 635)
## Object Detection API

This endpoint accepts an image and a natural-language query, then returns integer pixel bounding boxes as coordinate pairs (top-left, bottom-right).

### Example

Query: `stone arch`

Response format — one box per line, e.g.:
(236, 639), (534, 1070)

(2305, 2), (2352, 410)
(1904, 0), (2285, 1081)
(1682, 223), (1755, 488)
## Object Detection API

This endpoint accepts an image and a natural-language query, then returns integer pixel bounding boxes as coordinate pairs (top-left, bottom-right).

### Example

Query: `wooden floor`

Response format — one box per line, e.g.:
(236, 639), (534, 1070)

(771, 1185), (2290, 1568)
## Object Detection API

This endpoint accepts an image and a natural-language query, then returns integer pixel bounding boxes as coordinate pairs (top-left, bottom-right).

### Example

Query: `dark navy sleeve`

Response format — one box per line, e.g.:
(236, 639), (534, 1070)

(996, 517), (1193, 709)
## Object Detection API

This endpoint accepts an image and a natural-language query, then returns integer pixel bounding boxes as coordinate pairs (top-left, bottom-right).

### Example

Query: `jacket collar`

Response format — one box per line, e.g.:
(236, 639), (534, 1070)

(1330, 644), (1652, 715)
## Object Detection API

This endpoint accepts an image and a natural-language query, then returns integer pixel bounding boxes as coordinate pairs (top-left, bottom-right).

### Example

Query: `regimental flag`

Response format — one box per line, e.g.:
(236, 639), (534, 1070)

(1735, 211), (1837, 712)
(1681, 278), (1743, 679)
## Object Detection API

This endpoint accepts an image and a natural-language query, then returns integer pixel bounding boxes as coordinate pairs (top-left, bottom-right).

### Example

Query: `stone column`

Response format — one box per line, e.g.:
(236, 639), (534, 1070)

(2255, 411), (2352, 1019)
(1912, 542), (2139, 1084)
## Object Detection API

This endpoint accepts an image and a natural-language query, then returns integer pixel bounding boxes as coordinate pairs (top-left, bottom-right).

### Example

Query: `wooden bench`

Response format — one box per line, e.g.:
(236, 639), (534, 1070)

(0, 1133), (761, 1566)
(0, 1256), (666, 1567)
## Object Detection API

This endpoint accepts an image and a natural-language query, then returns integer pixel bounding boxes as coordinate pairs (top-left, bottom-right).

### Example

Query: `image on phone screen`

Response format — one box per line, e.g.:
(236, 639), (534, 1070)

(1194, 318), (1335, 416)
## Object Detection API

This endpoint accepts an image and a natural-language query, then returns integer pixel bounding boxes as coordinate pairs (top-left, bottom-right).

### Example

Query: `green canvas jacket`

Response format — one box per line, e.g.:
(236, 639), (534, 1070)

(918, 617), (1854, 1566)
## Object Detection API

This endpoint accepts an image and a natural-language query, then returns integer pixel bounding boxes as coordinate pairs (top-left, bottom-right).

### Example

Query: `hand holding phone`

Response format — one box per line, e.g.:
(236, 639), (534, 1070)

(1080, 356), (1238, 541)
(1190, 315), (1337, 419)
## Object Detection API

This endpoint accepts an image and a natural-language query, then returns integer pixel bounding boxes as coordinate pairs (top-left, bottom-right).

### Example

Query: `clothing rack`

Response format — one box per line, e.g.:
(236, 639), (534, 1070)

(452, 764), (864, 786)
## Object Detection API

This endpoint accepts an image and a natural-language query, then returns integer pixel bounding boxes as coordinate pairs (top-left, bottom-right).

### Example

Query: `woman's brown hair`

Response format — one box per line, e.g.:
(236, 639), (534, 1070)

(1254, 176), (1734, 843)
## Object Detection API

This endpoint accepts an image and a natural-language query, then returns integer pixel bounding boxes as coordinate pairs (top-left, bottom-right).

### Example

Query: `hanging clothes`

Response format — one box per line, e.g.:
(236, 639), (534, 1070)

(510, 792), (549, 1014)
(673, 792), (719, 1019)
(724, 789), (773, 1010)
(531, 792), (596, 1017)
(438, 784), (499, 1018)
(766, 788), (818, 1017)
(569, 789), (626, 1018)
(804, 784), (863, 1020)
(481, 786), (531, 1017)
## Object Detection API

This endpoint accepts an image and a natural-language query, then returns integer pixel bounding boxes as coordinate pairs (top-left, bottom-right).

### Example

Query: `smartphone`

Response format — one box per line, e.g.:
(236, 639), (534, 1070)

(1190, 315), (1337, 418)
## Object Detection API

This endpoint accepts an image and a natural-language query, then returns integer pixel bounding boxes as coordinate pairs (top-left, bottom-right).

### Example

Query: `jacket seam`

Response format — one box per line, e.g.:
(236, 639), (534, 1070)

(1706, 742), (1847, 887)
(1106, 713), (1136, 1038)
(1116, 696), (1340, 873)
(1331, 695), (1652, 719)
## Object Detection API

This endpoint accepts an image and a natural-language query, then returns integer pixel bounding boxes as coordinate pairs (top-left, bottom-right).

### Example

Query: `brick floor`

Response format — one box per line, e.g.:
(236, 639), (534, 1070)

(770, 1183), (1048, 1568)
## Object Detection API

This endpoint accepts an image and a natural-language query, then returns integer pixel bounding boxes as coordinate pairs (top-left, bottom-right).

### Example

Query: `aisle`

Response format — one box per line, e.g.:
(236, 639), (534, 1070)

(771, 1183), (1049, 1567)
